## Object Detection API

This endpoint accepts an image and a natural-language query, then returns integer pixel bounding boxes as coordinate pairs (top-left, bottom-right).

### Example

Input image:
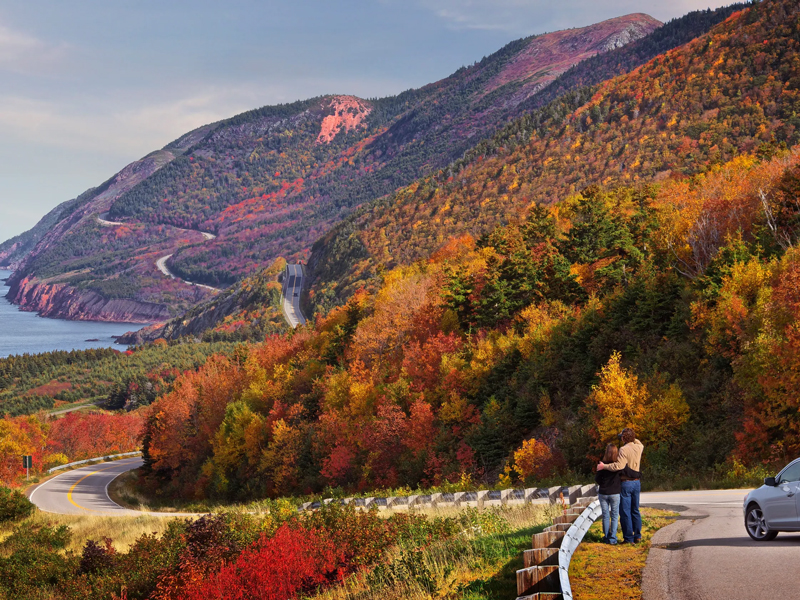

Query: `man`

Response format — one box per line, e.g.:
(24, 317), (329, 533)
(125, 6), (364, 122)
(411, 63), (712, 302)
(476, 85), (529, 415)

(597, 428), (643, 543)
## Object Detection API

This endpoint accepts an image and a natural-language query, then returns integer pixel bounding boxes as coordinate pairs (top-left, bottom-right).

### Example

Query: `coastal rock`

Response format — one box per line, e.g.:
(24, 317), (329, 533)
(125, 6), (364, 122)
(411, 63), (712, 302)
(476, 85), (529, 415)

(6, 276), (170, 323)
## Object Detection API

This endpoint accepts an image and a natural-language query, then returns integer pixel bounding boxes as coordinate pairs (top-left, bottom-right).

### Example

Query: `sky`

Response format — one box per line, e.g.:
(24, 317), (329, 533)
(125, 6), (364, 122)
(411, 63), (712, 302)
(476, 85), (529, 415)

(0, 0), (735, 242)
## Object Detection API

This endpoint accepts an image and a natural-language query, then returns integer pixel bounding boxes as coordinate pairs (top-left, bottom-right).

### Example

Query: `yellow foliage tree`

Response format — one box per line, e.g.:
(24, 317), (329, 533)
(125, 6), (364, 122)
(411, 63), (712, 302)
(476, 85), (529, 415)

(586, 352), (689, 447)
(512, 438), (554, 481)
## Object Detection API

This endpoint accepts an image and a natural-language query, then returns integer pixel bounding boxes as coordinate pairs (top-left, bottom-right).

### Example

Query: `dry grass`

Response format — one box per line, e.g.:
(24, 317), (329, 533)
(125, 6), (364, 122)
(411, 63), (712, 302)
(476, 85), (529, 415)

(106, 468), (158, 512)
(569, 507), (677, 600)
(0, 510), (186, 554)
(317, 503), (560, 600)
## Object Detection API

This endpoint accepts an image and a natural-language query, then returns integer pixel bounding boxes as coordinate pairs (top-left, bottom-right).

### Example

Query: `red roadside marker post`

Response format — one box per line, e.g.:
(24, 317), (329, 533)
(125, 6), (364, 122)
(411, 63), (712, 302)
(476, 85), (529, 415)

(22, 455), (32, 480)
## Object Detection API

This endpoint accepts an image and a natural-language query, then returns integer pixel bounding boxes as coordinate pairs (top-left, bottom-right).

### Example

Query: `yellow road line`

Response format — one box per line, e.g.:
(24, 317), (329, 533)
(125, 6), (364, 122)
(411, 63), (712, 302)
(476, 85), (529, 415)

(67, 464), (121, 512)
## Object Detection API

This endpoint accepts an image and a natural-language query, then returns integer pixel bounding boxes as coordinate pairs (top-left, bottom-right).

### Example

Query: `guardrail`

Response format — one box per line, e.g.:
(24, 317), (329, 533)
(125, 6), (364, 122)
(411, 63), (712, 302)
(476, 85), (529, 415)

(298, 483), (598, 512)
(515, 490), (601, 600)
(47, 451), (142, 473)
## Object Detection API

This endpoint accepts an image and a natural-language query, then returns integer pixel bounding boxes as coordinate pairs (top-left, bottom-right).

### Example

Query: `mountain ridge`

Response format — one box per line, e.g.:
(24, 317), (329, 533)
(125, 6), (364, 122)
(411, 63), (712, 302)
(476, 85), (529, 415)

(3, 14), (660, 323)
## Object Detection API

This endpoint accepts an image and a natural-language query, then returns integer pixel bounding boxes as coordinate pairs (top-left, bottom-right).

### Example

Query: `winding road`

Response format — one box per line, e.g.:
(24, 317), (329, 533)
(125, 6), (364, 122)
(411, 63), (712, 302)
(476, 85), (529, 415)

(29, 457), (194, 517)
(30, 457), (148, 515)
(641, 489), (800, 600)
(97, 212), (219, 292)
(31, 457), (788, 600)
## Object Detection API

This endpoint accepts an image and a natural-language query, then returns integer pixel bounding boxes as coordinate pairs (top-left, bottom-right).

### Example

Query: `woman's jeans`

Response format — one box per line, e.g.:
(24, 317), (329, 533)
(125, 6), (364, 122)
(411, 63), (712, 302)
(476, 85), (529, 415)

(620, 479), (642, 542)
(598, 493), (620, 544)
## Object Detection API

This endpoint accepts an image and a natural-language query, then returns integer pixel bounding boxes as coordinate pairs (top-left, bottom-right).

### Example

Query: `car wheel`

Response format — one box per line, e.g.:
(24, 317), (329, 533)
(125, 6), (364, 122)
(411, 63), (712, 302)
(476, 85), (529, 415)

(745, 505), (778, 541)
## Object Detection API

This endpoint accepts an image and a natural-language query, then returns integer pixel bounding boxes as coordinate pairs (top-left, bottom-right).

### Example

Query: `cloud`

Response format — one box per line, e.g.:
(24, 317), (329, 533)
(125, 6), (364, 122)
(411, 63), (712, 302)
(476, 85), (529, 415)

(417, 0), (735, 36)
(0, 74), (404, 160)
(0, 22), (68, 73)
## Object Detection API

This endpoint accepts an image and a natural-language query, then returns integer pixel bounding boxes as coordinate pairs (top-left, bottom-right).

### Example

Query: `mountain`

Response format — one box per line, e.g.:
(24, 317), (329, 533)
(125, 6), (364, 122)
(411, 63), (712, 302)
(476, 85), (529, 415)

(307, 1), (792, 312)
(3, 14), (660, 322)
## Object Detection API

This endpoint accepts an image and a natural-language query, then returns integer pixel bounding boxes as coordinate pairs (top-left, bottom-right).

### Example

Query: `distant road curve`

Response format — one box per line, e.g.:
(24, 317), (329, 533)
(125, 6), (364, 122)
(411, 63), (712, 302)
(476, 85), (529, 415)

(95, 212), (220, 292)
(28, 457), (195, 516)
(155, 252), (219, 292)
(97, 212), (123, 226)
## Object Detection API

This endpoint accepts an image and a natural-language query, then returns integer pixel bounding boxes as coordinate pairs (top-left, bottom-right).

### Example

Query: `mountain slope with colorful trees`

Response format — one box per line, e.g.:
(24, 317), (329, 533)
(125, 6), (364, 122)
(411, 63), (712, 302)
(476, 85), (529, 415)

(308, 0), (800, 312)
(137, 146), (800, 501)
(6, 13), (678, 320)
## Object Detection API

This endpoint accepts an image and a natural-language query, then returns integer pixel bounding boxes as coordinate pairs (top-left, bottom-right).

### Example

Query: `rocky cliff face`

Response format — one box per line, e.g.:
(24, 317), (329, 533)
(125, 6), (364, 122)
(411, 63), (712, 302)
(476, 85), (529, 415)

(8, 276), (171, 323)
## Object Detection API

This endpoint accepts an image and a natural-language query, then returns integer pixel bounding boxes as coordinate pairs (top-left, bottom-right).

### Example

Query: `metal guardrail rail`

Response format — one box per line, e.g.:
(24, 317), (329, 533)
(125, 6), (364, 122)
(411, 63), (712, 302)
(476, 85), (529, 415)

(515, 487), (600, 599)
(559, 499), (602, 600)
(299, 484), (595, 512)
(47, 451), (142, 473)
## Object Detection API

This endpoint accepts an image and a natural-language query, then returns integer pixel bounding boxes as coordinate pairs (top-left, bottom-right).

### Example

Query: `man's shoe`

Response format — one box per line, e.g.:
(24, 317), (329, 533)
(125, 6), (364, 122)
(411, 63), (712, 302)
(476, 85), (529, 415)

(633, 538), (642, 544)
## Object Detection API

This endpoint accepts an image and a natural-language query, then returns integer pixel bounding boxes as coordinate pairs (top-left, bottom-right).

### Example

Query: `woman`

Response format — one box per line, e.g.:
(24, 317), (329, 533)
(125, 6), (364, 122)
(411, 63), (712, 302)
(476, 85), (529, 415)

(595, 443), (622, 544)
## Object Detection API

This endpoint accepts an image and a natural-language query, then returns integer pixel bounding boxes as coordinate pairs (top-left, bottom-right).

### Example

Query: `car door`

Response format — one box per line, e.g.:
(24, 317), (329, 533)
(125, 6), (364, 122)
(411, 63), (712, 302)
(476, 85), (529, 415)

(764, 461), (800, 530)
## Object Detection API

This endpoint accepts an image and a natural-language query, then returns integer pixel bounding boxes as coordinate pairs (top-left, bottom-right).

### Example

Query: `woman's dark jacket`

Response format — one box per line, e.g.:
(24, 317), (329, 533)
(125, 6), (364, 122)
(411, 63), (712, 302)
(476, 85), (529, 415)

(595, 466), (641, 495)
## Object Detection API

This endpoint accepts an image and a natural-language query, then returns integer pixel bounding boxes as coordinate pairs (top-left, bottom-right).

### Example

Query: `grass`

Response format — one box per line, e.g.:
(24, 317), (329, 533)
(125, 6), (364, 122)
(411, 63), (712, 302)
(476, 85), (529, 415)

(569, 507), (678, 600)
(0, 510), (185, 554)
(316, 503), (561, 600)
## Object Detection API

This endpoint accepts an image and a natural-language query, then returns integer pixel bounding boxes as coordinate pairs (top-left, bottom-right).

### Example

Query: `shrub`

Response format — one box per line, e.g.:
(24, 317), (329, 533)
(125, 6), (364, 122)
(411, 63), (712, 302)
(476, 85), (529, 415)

(0, 486), (34, 523)
(79, 538), (117, 574)
(177, 523), (340, 600)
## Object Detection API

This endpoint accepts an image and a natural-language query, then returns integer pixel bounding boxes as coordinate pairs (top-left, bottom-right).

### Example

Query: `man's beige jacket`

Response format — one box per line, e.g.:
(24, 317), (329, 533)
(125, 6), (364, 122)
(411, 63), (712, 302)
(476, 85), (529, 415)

(605, 439), (644, 472)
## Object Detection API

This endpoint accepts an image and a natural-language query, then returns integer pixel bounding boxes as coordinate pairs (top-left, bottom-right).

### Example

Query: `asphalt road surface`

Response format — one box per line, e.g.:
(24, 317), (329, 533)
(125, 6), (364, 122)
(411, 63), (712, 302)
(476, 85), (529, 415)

(283, 263), (306, 327)
(641, 489), (800, 600)
(28, 457), (193, 517)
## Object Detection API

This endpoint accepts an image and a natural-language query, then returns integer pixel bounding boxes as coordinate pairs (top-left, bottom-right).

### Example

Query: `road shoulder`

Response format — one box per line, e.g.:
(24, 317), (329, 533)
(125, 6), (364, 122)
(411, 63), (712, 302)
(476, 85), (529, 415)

(641, 505), (706, 600)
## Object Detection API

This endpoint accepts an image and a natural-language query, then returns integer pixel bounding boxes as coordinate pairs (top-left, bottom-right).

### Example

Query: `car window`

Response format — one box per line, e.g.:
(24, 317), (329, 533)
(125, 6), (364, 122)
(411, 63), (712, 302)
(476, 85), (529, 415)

(778, 462), (800, 483)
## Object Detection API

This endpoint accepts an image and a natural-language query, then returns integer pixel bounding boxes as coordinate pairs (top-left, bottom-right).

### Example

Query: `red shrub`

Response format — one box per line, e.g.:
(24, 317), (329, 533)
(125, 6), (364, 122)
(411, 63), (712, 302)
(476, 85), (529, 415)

(177, 524), (340, 600)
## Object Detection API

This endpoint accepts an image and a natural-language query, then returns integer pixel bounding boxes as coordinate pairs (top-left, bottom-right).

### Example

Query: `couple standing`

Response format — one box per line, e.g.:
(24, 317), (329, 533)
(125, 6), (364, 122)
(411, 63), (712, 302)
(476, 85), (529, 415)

(594, 427), (644, 544)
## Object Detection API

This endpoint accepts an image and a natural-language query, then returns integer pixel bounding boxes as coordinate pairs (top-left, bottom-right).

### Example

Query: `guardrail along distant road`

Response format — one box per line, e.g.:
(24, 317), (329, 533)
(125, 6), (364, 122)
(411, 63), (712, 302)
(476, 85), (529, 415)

(641, 489), (800, 600)
(282, 263), (306, 328)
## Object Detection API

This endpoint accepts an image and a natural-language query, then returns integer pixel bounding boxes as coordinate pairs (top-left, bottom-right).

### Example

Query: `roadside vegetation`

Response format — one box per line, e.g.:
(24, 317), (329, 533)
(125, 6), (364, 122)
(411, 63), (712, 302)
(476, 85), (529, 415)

(0, 341), (235, 417)
(0, 497), (558, 600)
(570, 508), (678, 600)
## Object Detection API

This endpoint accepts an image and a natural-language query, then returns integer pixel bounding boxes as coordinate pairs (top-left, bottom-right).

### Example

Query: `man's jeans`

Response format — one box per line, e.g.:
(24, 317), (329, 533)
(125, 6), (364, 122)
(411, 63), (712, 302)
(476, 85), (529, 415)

(620, 479), (642, 542)
(598, 493), (620, 544)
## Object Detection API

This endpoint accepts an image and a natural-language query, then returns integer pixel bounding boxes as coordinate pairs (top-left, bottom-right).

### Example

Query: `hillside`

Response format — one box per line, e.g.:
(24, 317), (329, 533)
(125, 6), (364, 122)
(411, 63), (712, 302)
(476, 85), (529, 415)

(308, 1), (791, 311)
(137, 146), (800, 500)
(3, 14), (659, 322)
(117, 258), (289, 344)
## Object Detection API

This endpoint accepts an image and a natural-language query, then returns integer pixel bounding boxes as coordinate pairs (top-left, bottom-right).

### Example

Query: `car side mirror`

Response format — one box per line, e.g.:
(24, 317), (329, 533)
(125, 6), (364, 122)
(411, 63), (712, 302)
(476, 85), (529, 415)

(764, 476), (777, 487)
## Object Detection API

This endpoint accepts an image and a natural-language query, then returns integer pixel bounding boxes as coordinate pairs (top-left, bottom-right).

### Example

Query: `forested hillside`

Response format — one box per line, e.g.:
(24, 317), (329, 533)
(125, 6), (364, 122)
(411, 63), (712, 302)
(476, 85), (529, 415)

(5, 15), (660, 320)
(308, 0), (795, 312)
(117, 258), (289, 344)
(139, 148), (800, 500)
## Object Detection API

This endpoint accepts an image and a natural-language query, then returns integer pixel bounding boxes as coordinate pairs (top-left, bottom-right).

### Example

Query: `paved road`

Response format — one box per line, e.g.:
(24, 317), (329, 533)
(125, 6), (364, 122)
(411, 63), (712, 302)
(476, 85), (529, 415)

(47, 401), (103, 416)
(97, 212), (123, 226)
(30, 457), (149, 515)
(97, 212), (218, 291)
(155, 249), (219, 291)
(282, 263), (306, 327)
(641, 489), (800, 600)
(29, 457), (195, 517)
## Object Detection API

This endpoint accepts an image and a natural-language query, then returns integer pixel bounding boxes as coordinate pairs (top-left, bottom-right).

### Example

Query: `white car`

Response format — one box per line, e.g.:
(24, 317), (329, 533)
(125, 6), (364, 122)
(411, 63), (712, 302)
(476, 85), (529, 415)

(743, 457), (800, 541)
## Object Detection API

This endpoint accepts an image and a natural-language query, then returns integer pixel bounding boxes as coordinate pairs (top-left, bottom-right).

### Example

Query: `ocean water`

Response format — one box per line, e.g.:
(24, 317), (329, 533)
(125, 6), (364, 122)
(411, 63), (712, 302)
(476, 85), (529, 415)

(0, 270), (141, 358)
